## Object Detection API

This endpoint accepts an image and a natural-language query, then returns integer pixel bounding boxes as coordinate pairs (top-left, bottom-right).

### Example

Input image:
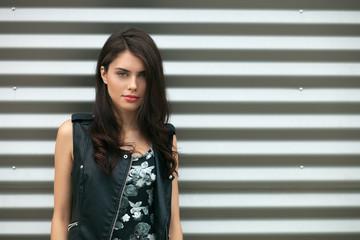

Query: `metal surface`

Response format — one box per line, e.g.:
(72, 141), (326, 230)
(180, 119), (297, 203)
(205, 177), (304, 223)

(0, 1), (359, 240)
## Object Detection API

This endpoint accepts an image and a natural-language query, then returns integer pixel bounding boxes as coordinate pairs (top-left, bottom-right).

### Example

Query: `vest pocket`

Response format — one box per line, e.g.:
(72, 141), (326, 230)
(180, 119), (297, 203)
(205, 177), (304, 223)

(68, 221), (78, 231)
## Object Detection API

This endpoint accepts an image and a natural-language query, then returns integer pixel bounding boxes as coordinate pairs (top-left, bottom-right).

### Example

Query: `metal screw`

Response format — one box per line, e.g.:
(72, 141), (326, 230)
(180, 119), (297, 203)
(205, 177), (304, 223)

(12, 166), (16, 170)
(299, 9), (303, 14)
(11, 7), (16, 11)
(299, 87), (303, 91)
(13, 86), (17, 91)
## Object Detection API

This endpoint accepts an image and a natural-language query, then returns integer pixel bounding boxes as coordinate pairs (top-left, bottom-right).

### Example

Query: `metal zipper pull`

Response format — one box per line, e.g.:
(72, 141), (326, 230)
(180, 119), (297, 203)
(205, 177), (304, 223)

(68, 221), (78, 231)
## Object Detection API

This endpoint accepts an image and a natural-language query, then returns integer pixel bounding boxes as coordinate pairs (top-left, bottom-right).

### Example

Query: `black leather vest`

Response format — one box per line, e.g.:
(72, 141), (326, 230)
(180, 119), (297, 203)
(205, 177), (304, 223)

(69, 113), (175, 240)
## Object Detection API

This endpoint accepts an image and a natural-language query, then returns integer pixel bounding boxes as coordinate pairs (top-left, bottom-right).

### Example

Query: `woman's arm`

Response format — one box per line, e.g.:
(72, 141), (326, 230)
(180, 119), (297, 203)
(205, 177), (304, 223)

(169, 135), (183, 239)
(51, 120), (73, 240)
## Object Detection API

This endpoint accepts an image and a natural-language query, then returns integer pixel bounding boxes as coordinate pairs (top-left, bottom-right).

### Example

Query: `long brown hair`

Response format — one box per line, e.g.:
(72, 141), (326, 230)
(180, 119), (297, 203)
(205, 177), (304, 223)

(90, 28), (176, 176)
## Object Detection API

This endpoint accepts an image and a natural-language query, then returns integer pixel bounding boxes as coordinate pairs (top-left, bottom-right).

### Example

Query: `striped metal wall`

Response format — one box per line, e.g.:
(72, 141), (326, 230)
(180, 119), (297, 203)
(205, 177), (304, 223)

(1, 0), (360, 239)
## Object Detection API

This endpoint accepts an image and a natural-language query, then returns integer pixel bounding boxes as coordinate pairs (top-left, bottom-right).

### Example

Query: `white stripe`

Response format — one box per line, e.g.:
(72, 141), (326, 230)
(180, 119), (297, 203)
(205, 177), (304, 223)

(0, 167), (359, 182)
(180, 193), (360, 208)
(0, 220), (359, 234)
(1, 140), (360, 155)
(170, 114), (360, 128)
(168, 88), (360, 102)
(1, 34), (360, 50)
(0, 194), (53, 208)
(182, 220), (360, 234)
(0, 221), (50, 235)
(0, 114), (71, 128)
(1, 193), (360, 208)
(2, 114), (360, 129)
(0, 8), (359, 24)
(1, 61), (359, 76)
(1, 87), (360, 102)
(178, 141), (360, 155)
(179, 167), (360, 181)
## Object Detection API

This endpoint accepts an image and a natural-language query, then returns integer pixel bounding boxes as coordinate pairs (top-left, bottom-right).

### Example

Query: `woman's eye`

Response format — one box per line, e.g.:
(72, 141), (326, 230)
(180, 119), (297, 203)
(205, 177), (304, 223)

(138, 73), (146, 78)
(117, 72), (128, 77)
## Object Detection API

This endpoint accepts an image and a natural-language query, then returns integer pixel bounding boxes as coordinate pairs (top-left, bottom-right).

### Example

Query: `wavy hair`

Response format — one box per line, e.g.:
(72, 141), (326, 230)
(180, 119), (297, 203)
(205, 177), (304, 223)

(90, 28), (176, 176)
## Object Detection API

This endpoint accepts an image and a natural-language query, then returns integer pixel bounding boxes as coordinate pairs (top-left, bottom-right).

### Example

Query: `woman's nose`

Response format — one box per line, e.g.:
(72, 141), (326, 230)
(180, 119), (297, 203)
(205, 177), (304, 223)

(128, 76), (137, 90)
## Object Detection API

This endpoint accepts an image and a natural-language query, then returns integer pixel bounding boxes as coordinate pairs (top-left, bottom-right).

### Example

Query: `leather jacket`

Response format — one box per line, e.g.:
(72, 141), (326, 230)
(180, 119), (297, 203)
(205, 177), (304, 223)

(68, 113), (175, 240)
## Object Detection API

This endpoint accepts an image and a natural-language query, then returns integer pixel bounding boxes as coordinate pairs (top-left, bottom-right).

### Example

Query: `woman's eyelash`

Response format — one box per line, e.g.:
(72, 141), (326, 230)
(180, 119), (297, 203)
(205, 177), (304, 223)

(117, 72), (145, 78)
(117, 72), (128, 77)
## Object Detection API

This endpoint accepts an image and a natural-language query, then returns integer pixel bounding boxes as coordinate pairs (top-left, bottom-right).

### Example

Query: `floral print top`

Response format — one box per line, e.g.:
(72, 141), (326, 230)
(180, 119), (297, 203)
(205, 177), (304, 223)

(112, 148), (157, 240)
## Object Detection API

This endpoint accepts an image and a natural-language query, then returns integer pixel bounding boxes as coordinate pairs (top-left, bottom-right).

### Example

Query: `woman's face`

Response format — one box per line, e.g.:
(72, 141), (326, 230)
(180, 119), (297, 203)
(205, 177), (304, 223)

(100, 50), (147, 114)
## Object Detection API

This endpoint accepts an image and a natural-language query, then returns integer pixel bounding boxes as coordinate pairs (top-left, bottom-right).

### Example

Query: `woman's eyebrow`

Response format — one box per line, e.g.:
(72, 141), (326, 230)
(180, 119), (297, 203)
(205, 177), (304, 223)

(115, 67), (145, 73)
(115, 67), (130, 72)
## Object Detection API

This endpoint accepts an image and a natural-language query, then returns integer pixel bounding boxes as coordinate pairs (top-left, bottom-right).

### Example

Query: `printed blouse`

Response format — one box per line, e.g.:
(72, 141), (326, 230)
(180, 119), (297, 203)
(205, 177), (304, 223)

(111, 148), (156, 240)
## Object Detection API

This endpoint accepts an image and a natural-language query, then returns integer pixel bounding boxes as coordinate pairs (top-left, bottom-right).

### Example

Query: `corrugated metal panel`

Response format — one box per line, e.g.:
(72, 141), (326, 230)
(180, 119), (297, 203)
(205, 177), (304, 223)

(0, 0), (359, 239)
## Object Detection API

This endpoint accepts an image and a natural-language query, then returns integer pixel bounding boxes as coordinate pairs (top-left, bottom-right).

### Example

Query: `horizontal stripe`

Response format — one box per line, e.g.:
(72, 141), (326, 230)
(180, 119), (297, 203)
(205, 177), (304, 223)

(1, 193), (360, 208)
(1, 61), (360, 76)
(1, 34), (360, 50)
(0, 9), (359, 24)
(1, 114), (360, 129)
(182, 219), (360, 234)
(1, 167), (359, 182)
(0, 220), (359, 235)
(1, 87), (360, 102)
(1, 140), (360, 155)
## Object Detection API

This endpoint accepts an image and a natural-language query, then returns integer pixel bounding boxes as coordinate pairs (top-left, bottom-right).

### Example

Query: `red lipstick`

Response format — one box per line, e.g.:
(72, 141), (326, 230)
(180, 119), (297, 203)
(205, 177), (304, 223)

(123, 95), (139, 102)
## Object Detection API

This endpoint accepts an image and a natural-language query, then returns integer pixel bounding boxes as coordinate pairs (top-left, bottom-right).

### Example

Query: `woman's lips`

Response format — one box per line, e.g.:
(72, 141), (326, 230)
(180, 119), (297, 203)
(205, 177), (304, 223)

(123, 95), (139, 102)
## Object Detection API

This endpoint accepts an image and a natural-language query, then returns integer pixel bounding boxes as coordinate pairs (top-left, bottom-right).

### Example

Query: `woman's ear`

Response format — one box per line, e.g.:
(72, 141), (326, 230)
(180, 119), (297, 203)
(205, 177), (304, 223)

(100, 66), (108, 84)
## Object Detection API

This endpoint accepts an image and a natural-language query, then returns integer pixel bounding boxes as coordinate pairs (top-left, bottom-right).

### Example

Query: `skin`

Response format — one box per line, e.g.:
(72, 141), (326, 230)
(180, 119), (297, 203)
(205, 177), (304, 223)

(51, 50), (182, 239)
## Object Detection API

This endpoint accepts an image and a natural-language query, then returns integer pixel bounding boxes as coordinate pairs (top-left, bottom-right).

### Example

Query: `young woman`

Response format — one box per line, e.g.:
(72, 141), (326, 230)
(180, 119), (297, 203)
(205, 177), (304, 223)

(51, 28), (183, 240)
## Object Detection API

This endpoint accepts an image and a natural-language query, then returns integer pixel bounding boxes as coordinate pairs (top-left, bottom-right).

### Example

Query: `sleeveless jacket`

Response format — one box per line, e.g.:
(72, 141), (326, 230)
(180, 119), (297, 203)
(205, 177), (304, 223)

(68, 113), (175, 240)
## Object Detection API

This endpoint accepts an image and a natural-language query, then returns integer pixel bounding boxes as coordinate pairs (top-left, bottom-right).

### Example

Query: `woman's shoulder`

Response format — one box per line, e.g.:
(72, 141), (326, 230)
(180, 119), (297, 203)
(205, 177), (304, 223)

(165, 123), (176, 135)
(57, 119), (72, 140)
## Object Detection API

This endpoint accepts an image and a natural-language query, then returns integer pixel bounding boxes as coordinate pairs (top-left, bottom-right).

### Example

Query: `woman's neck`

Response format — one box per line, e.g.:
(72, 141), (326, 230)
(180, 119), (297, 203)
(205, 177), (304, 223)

(116, 110), (150, 154)
(117, 110), (139, 136)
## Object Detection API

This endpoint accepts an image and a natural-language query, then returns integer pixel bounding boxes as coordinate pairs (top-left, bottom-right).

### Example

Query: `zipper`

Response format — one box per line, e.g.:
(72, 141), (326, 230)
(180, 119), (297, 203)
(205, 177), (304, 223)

(108, 155), (133, 240)
(164, 202), (170, 240)
(165, 227), (169, 240)
(67, 221), (78, 231)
